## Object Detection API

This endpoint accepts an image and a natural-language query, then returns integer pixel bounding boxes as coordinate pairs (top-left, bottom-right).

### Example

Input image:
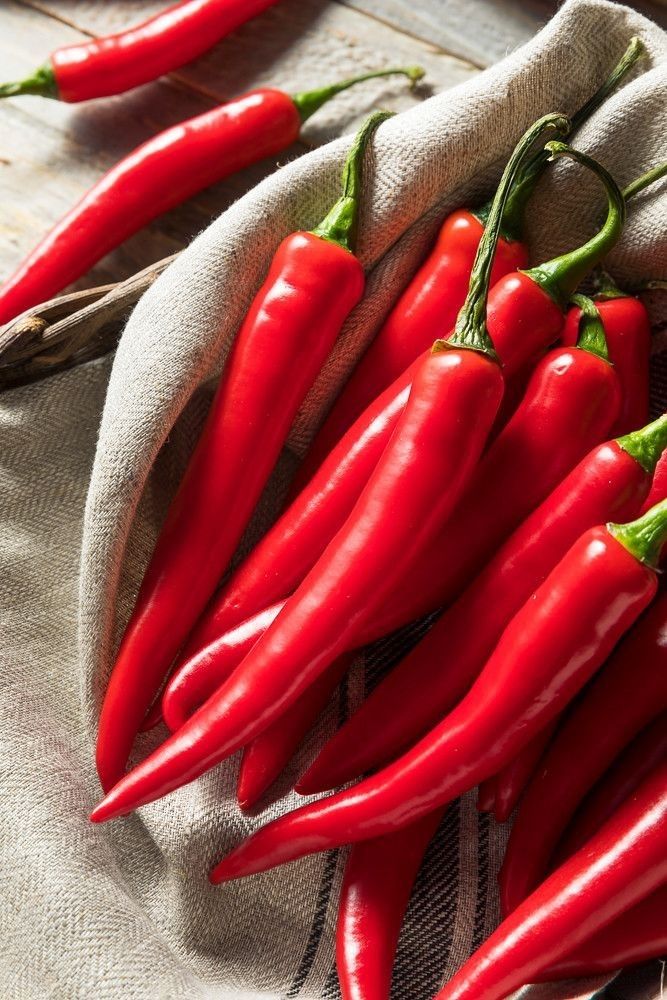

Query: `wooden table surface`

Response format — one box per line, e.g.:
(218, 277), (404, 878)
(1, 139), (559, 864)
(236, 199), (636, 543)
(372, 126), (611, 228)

(1, 0), (664, 302)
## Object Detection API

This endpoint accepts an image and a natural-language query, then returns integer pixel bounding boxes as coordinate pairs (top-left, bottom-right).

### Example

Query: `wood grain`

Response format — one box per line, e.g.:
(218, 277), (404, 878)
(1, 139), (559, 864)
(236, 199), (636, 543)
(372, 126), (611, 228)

(0, 0), (475, 297)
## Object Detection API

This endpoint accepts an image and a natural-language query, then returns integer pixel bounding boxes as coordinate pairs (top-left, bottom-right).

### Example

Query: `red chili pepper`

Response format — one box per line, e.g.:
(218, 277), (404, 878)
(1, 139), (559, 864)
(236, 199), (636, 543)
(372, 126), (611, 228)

(491, 721), (558, 823)
(336, 810), (443, 1000)
(0, 69), (421, 325)
(641, 447), (667, 513)
(89, 113), (567, 823)
(556, 708), (667, 863)
(208, 503), (665, 882)
(476, 779), (497, 814)
(292, 38), (643, 487)
(93, 112), (387, 792)
(0, 0), (280, 102)
(499, 585), (667, 915)
(185, 143), (626, 664)
(236, 654), (352, 811)
(540, 884), (667, 983)
(561, 293), (651, 435)
(298, 409), (664, 798)
(435, 758), (667, 1000)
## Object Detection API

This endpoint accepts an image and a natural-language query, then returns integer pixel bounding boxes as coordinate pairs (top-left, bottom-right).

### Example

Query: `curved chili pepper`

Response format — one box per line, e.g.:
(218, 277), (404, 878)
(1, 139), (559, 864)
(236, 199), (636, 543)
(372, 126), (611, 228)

(435, 758), (667, 1000)
(557, 709), (667, 863)
(492, 721), (558, 823)
(336, 809), (443, 1000)
(208, 503), (665, 882)
(0, 0), (279, 102)
(561, 294), (651, 435)
(94, 112), (388, 793)
(236, 654), (352, 811)
(297, 412), (666, 798)
(541, 884), (667, 983)
(499, 585), (667, 915)
(293, 38), (643, 486)
(0, 69), (421, 325)
(89, 113), (568, 823)
(185, 149), (626, 679)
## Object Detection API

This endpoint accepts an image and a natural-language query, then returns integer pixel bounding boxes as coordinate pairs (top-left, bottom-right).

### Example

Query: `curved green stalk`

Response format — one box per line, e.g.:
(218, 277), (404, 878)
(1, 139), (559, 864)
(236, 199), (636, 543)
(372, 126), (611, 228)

(608, 498), (667, 568)
(623, 161), (667, 201)
(524, 142), (625, 308)
(439, 113), (570, 359)
(618, 414), (667, 475)
(311, 111), (393, 255)
(0, 63), (58, 100)
(292, 67), (424, 123)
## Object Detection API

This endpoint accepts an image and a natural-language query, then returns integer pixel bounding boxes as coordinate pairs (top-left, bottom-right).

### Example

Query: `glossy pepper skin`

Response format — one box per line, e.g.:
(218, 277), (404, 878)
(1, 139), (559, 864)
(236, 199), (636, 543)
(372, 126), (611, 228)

(89, 114), (571, 823)
(435, 759), (667, 1000)
(336, 810), (443, 1000)
(561, 295), (651, 435)
(557, 708), (667, 862)
(293, 37), (644, 486)
(641, 447), (667, 513)
(0, 0), (281, 102)
(499, 586), (667, 915)
(292, 212), (527, 488)
(94, 113), (387, 793)
(179, 141), (628, 653)
(492, 721), (558, 823)
(209, 517), (660, 882)
(0, 69), (422, 325)
(299, 411), (665, 795)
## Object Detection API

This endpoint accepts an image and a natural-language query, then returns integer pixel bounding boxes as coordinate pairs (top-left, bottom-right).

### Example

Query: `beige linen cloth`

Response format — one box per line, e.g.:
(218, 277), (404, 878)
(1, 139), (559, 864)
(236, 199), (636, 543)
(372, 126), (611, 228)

(2, 0), (666, 996)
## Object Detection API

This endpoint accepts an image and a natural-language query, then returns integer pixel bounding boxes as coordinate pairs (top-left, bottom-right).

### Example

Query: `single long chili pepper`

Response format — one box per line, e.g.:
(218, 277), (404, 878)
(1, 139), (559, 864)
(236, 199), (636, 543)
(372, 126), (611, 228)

(94, 112), (388, 793)
(336, 809), (444, 1000)
(492, 720), (558, 823)
(540, 884), (667, 983)
(297, 390), (665, 799)
(557, 709), (667, 862)
(561, 293), (651, 435)
(0, 69), (421, 325)
(0, 0), (280, 102)
(292, 38), (643, 486)
(435, 758), (667, 1000)
(209, 502), (666, 882)
(499, 584), (667, 915)
(89, 113), (567, 823)
(186, 141), (625, 658)
(236, 654), (352, 811)
(161, 602), (283, 732)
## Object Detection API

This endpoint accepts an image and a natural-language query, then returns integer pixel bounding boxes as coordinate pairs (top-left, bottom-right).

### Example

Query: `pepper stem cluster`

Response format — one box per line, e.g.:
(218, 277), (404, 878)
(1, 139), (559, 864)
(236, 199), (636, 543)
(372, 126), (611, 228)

(442, 113), (570, 359)
(311, 110), (394, 255)
(609, 498), (667, 569)
(292, 67), (424, 123)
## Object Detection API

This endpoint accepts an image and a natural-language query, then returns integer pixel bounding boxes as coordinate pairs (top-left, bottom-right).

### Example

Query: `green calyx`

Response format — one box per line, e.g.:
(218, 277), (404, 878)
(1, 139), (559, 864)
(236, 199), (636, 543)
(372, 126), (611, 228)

(292, 67), (424, 124)
(617, 414), (667, 474)
(311, 110), (393, 255)
(0, 62), (58, 100)
(570, 293), (609, 361)
(494, 37), (643, 241)
(608, 497), (667, 569)
(443, 113), (570, 359)
(524, 141), (625, 309)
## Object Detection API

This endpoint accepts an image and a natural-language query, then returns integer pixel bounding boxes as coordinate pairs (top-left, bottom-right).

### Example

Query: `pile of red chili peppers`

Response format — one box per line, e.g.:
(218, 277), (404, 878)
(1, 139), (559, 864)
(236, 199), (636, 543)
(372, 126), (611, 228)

(5, 8), (667, 997)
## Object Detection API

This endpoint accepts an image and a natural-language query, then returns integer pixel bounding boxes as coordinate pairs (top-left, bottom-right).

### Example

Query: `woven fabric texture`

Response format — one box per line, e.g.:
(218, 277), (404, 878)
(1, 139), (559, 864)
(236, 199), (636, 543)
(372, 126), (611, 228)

(1, 0), (666, 996)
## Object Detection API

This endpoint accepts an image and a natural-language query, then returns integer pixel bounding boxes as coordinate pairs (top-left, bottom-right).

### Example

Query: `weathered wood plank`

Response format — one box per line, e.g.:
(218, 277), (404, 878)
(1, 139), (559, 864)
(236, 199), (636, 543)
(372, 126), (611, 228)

(340, 0), (667, 67)
(1, 0), (476, 296)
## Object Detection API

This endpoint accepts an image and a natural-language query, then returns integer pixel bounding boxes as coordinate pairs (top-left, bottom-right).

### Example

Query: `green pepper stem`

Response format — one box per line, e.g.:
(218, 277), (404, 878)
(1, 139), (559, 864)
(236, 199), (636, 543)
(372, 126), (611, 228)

(622, 161), (667, 201)
(0, 62), (58, 100)
(571, 294), (609, 361)
(497, 37), (643, 240)
(608, 498), (667, 569)
(310, 110), (393, 255)
(441, 113), (570, 359)
(591, 265), (626, 300)
(292, 67), (424, 123)
(524, 141), (625, 308)
(617, 414), (667, 475)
